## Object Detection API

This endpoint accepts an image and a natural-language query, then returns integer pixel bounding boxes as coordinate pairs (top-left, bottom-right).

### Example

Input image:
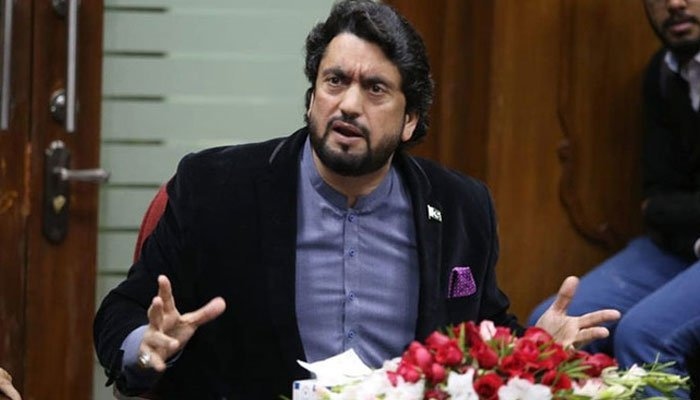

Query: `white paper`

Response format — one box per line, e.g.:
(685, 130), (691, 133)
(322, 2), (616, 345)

(297, 349), (373, 387)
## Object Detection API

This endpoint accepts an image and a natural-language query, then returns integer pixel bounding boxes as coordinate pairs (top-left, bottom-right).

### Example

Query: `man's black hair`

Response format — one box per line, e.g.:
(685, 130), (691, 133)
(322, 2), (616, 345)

(304, 0), (434, 149)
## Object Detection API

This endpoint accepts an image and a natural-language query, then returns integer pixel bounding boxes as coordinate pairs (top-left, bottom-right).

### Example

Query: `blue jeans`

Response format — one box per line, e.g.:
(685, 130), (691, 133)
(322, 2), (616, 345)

(528, 237), (700, 397)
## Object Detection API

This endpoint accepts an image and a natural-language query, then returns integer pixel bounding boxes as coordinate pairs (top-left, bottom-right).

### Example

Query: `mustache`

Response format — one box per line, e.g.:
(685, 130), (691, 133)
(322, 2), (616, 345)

(326, 115), (370, 139)
(663, 13), (699, 29)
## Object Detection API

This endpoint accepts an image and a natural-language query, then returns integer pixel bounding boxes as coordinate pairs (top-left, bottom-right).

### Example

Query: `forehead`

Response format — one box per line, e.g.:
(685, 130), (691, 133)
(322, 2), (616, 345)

(319, 33), (402, 83)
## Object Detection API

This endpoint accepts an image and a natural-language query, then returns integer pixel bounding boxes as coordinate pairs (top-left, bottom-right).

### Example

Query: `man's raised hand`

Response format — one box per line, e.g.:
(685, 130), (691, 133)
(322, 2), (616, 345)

(138, 275), (226, 371)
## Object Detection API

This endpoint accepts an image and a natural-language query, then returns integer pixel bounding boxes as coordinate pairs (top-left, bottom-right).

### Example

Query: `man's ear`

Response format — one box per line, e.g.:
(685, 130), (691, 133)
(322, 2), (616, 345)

(401, 112), (419, 142)
(306, 93), (315, 118)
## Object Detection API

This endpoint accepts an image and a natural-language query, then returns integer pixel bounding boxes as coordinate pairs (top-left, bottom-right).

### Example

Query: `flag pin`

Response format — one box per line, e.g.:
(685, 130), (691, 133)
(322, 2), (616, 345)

(427, 205), (442, 222)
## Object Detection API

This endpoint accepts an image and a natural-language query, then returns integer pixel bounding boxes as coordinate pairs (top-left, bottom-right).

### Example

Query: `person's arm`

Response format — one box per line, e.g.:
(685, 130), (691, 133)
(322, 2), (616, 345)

(639, 52), (700, 259)
(93, 155), (225, 395)
(643, 193), (700, 228)
(0, 368), (21, 400)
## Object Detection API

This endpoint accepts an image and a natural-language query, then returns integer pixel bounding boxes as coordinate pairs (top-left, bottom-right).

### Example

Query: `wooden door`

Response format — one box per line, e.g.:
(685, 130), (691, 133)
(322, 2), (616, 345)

(0, 1), (104, 399)
(387, 0), (658, 320)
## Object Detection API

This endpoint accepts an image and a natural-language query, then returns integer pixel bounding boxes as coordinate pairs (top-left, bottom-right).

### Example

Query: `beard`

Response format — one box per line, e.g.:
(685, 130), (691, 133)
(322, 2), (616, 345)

(308, 114), (404, 177)
(655, 14), (700, 57)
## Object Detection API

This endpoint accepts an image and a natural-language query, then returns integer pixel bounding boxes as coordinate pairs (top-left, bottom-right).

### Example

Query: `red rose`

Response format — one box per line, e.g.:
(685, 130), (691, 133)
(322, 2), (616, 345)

(436, 342), (463, 366)
(500, 353), (527, 377)
(470, 341), (499, 369)
(518, 372), (535, 383)
(582, 353), (617, 377)
(406, 341), (434, 372)
(571, 349), (590, 361)
(541, 370), (573, 392)
(538, 343), (569, 370)
(424, 388), (449, 400)
(513, 339), (540, 367)
(429, 362), (447, 384)
(426, 331), (451, 349)
(492, 326), (514, 345)
(522, 327), (554, 346)
(473, 372), (504, 400)
(396, 360), (422, 383)
(426, 332), (463, 366)
(454, 321), (484, 348)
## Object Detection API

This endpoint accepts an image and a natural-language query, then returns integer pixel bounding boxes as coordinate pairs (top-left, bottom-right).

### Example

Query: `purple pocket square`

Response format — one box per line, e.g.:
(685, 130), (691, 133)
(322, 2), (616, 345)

(448, 266), (477, 298)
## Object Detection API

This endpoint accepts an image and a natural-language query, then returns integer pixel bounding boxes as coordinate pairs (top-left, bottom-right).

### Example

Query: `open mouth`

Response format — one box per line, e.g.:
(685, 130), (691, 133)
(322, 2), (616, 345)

(331, 120), (364, 138)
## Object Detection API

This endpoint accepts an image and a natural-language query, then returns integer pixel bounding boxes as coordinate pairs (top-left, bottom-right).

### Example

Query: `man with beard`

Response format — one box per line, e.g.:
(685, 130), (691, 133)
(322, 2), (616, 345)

(94, 1), (619, 398)
(529, 0), (700, 396)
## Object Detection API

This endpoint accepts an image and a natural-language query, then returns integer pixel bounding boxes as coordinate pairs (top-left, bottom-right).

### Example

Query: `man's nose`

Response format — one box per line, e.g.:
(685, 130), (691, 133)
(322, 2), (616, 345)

(667, 0), (688, 11)
(339, 84), (362, 118)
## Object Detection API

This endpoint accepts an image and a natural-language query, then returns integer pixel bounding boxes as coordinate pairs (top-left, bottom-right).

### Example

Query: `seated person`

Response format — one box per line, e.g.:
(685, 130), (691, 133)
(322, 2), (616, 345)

(529, 0), (700, 396)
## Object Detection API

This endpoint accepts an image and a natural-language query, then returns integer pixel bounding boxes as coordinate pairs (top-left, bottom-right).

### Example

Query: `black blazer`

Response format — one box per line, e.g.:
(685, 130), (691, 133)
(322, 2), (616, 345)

(94, 127), (519, 399)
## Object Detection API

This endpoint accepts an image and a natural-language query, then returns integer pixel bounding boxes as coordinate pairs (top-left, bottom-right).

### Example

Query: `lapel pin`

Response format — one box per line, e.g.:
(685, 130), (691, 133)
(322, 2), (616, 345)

(427, 205), (442, 222)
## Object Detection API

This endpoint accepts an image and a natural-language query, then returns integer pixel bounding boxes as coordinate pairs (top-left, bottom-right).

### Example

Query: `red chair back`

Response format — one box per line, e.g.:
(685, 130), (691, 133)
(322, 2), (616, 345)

(133, 184), (169, 262)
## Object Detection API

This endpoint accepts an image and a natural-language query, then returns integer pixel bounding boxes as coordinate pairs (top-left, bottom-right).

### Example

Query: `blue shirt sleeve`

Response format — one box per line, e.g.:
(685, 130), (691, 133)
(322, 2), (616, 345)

(120, 325), (162, 388)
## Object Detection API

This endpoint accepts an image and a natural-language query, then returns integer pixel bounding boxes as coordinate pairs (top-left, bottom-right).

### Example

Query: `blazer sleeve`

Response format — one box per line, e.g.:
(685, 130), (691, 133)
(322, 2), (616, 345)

(93, 153), (198, 394)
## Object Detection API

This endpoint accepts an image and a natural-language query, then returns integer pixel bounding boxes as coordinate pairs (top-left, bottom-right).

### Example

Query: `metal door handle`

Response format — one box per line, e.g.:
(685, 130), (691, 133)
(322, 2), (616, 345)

(53, 167), (110, 182)
(1, 0), (14, 130)
(51, 0), (78, 132)
(43, 140), (109, 243)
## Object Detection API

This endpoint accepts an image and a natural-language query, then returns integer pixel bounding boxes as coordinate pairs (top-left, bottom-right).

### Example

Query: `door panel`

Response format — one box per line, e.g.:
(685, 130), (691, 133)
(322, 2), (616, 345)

(0, 0), (31, 391)
(0, 1), (103, 399)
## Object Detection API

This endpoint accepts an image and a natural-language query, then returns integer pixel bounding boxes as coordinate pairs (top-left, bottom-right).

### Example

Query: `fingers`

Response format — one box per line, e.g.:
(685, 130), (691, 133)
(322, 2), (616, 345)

(138, 346), (167, 372)
(147, 296), (165, 330)
(549, 276), (579, 314)
(574, 326), (611, 348)
(182, 297), (227, 328)
(577, 309), (621, 329)
(157, 275), (176, 313)
(140, 331), (180, 372)
(145, 330), (180, 353)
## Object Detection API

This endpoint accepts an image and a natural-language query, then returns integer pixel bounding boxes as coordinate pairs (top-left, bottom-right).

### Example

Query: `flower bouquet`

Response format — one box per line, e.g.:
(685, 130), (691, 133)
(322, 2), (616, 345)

(309, 320), (689, 400)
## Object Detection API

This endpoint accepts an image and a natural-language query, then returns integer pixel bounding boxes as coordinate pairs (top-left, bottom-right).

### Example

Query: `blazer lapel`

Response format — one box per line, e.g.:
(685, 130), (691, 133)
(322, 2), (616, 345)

(397, 155), (446, 340)
(255, 130), (309, 378)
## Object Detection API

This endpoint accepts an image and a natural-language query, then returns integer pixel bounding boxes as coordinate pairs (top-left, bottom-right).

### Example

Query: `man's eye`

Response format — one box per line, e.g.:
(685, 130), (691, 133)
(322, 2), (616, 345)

(370, 84), (385, 94)
(328, 76), (341, 85)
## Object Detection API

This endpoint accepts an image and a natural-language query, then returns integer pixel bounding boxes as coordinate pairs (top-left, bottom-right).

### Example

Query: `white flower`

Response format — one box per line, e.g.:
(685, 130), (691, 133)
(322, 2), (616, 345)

(479, 320), (497, 341)
(446, 369), (479, 400)
(497, 377), (552, 400)
(352, 371), (394, 400)
(382, 357), (402, 371)
(383, 379), (425, 400)
(573, 378), (604, 397)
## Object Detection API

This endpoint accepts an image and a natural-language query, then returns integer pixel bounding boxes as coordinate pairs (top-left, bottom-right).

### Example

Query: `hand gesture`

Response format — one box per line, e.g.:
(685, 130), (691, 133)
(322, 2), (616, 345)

(535, 276), (621, 348)
(0, 367), (21, 400)
(138, 275), (226, 371)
